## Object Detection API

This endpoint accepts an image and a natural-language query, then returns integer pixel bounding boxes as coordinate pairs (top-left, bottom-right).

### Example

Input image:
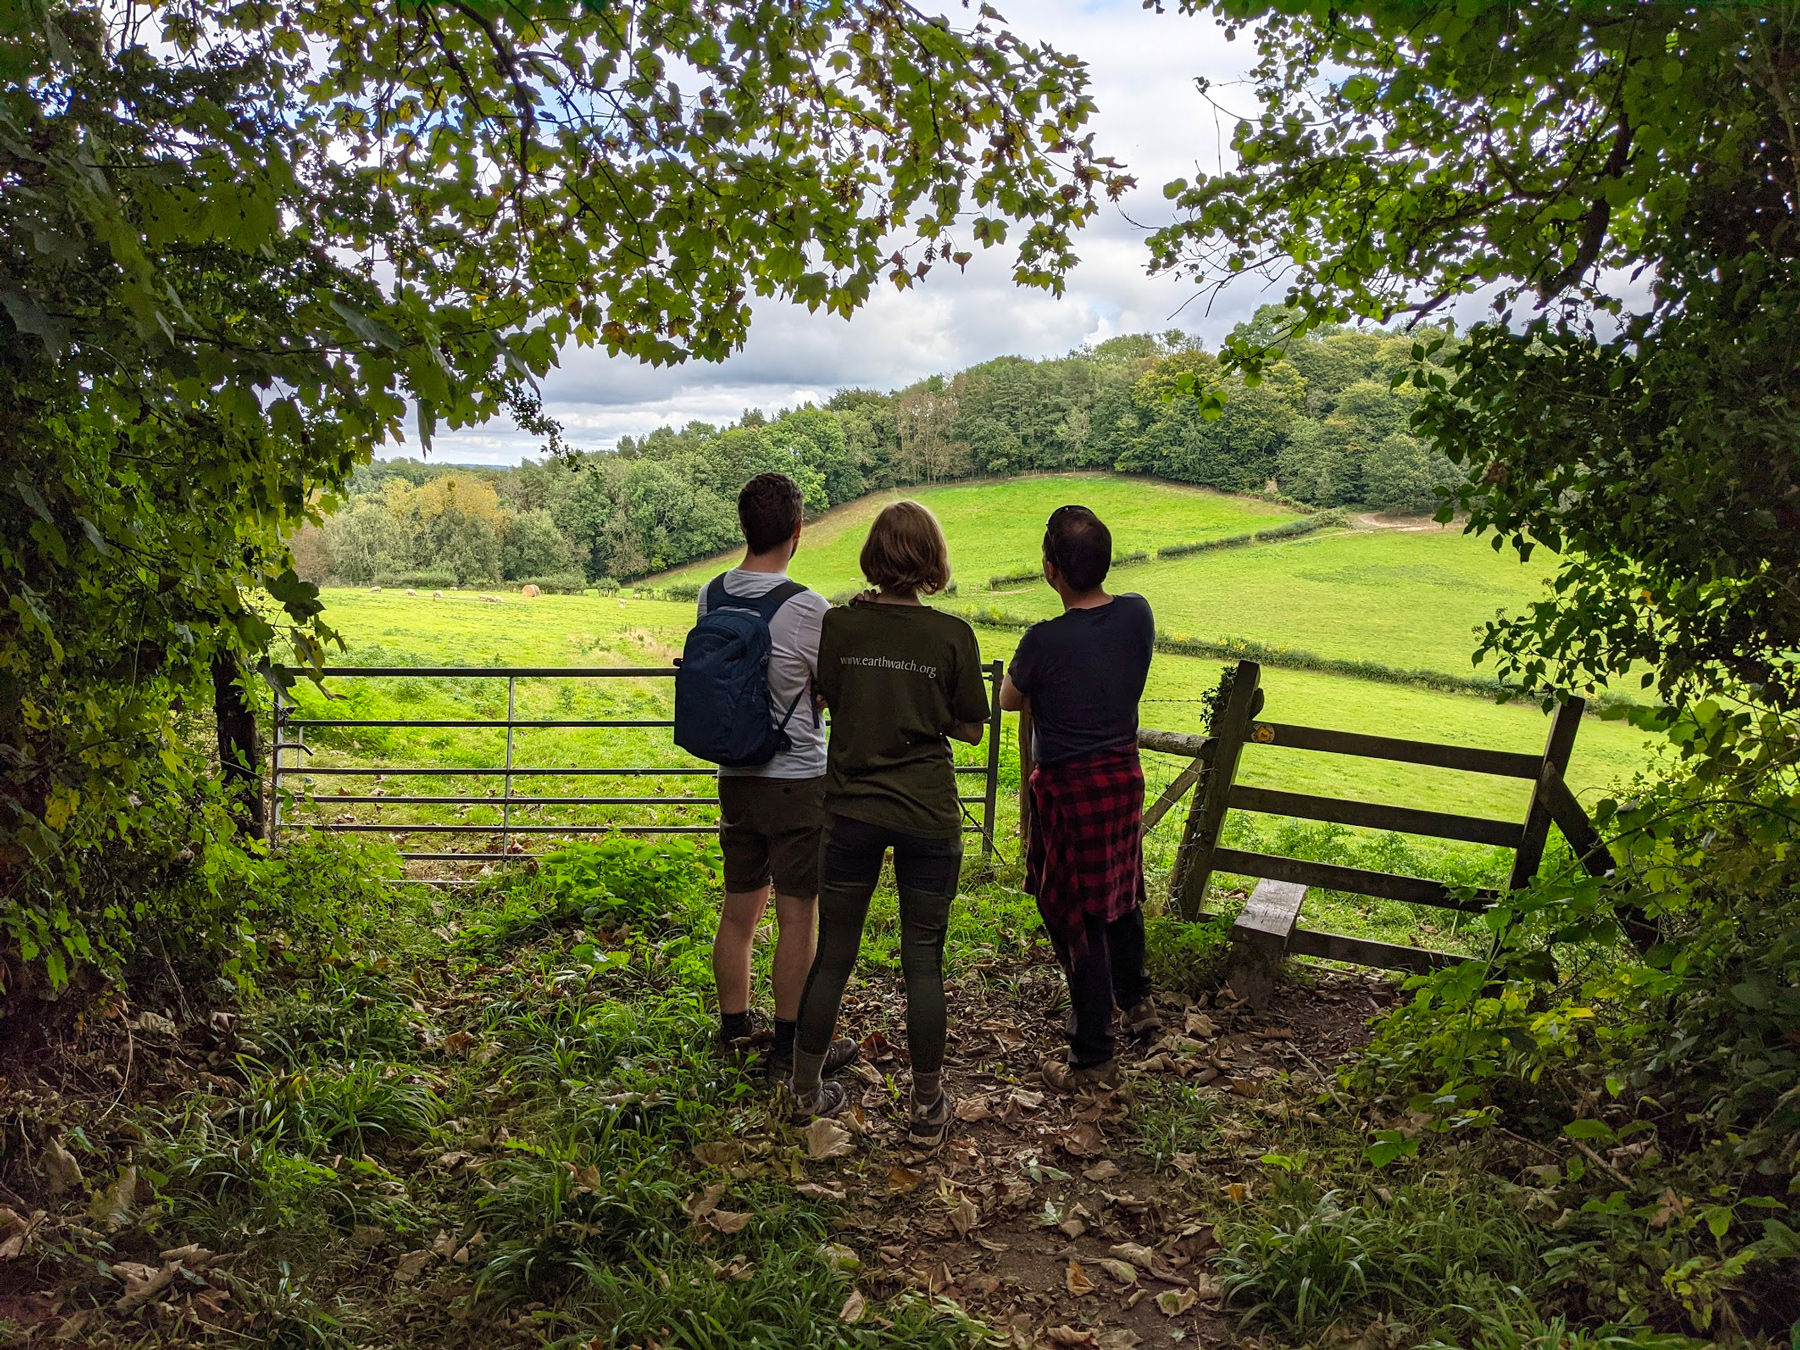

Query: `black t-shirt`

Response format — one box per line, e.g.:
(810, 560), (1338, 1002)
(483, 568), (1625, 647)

(1008, 594), (1155, 765)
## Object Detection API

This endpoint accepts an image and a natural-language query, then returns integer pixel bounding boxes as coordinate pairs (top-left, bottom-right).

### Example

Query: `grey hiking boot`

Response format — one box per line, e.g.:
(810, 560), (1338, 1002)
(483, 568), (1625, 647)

(906, 1088), (954, 1151)
(788, 1078), (850, 1125)
(767, 1035), (860, 1083)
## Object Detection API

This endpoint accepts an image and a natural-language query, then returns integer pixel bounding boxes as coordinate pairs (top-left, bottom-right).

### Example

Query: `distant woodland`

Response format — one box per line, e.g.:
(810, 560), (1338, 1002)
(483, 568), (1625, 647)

(296, 307), (1462, 589)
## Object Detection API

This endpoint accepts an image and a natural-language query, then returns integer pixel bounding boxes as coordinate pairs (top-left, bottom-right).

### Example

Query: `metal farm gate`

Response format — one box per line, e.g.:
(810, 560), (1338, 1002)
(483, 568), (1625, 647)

(268, 662), (1008, 867)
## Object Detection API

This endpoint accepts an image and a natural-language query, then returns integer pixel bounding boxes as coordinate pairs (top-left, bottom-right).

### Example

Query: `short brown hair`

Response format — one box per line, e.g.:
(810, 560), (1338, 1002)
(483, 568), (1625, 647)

(860, 500), (952, 596)
(1043, 504), (1111, 591)
(738, 472), (805, 553)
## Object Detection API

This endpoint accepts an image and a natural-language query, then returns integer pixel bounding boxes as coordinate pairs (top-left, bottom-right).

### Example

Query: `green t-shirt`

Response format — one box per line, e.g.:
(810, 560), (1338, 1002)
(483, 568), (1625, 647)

(817, 600), (991, 839)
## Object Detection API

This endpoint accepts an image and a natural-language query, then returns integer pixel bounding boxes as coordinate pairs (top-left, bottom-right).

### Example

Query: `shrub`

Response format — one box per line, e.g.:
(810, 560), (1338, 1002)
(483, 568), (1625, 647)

(459, 836), (722, 954)
(371, 569), (456, 590)
(515, 570), (588, 594)
(1145, 912), (1236, 997)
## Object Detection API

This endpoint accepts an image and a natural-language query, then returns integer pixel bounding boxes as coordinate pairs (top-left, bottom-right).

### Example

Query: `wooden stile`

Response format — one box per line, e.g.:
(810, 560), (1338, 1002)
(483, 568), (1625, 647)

(1132, 659), (1616, 1004)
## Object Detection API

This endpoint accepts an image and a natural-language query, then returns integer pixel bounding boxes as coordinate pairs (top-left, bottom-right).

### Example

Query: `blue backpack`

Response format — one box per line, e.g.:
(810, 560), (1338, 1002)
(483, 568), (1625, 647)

(674, 576), (812, 768)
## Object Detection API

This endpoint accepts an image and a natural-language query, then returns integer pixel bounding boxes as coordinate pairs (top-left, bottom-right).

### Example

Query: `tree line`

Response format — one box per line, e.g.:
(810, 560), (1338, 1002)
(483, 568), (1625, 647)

(299, 308), (1461, 588)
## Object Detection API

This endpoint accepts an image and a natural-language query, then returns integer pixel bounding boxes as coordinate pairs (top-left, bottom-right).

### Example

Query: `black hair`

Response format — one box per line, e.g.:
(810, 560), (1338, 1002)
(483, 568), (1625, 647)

(737, 472), (805, 553)
(1043, 505), (1111, 592)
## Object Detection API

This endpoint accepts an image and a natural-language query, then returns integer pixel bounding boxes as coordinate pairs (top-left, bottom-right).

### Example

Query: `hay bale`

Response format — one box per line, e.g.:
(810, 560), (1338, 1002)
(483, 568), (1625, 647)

(520, 584), (541, 598)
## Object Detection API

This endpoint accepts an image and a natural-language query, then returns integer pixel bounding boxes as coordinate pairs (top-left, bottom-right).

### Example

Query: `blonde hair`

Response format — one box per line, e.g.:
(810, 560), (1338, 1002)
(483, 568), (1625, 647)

(859, 500), (952, 596)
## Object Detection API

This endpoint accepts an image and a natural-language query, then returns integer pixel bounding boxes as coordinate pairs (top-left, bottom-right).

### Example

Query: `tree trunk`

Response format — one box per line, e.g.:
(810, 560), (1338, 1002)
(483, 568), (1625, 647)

(212, 653), (264, 838)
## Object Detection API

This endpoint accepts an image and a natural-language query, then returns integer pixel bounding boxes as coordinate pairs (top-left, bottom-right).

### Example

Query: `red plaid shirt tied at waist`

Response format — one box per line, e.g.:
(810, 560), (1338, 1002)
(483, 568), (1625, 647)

(1024, 742), (1147, 960)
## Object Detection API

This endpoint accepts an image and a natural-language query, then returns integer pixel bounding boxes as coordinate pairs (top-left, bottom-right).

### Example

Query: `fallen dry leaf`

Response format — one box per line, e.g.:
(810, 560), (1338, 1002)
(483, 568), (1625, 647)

(1184, 1011), (1218, 1038)
(1066, 1259), (1096, 1296)
(685, 1182), (727, 1221)
(887, 1163), (923, 1194)
(1097, 1258), (1138, 1284)
(987, 1023), (1028, 1050)
(1156, 1286), (1199, 1317)
(797, 1182), (846, 1202)
(1097, 1330), (1142, 1350)
(88, 1166), (136, 1233)
(0, 1208), (42, 1262)
(1228, 1077), (1263, 1098)
(819, 1242), (860, 1273)
(1009, 1088), (1045, 1111)
(839, 1290), (866, 1323)
(1224, 1181), (1252, 1203)
(802, 1118), (855, 1160)
(705, 1208), (750, 1234)
(131, 1010), (176, 1036)
(693, 1140), (747, 1167)
(954, 1096), (993, 1123)
(1082, 1159), (1122, 1182)
(1046, 1327), (1097, 1347)
(1063, 1121), (1106, 1158)
(441, 1030), (475, 1055)
(951, 1195), (981, 1236)
(112, 1260), (176, 1314)
(42, 1139), (82, 1195)
(392, 1249), (432, 1284)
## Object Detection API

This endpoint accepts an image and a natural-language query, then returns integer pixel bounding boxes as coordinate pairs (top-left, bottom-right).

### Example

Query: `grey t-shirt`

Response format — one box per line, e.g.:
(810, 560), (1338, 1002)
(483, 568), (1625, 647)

(696, 568), (829, 779)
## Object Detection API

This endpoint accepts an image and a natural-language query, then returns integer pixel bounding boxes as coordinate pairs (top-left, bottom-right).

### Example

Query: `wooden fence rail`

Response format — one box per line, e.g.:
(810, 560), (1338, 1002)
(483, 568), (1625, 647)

(1127, 660), (1616, 1000)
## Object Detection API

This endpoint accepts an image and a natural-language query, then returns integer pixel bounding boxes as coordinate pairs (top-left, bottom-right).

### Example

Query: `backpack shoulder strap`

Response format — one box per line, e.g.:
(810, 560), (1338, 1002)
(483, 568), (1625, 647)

(703, 574), (733, 613)
(748, 579), (808, 625)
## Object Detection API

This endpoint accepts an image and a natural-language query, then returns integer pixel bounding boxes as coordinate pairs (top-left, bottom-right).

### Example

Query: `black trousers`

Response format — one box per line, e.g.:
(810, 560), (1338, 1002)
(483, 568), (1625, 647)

(1046, 906), (1150, 1068)
(795, 814), (963, 1075)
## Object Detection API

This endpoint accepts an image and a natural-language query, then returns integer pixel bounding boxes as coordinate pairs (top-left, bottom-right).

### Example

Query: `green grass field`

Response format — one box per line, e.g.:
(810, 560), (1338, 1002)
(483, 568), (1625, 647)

(654, 472), (1302, 596)
(293, 582), (1657, 953)
(974, 523), (1561, 680)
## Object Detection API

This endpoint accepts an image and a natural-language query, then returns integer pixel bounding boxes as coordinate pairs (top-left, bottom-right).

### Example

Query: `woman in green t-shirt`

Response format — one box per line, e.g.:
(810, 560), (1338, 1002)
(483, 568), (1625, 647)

(788, 501), (990, 1150)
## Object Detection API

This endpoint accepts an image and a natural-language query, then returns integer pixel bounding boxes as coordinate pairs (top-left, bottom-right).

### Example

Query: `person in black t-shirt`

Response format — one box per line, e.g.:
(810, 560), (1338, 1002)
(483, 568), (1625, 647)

(1000, 505), (1159, 1090)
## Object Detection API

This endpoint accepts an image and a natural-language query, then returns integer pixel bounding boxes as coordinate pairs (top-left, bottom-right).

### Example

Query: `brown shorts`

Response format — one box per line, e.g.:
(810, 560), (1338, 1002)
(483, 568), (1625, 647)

(717, 775), (827, 898)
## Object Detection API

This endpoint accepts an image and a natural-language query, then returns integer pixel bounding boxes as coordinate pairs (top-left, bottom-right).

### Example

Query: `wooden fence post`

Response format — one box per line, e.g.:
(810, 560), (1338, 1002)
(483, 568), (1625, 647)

(1017, 705), (1035, 861)
(980, 660), (1004, 858)
(1172, 660), (1262, 920)
(1506, 694), (1585, 891)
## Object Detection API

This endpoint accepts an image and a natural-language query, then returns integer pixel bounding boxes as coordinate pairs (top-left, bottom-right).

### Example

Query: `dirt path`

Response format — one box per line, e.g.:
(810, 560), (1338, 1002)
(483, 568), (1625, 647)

(716, 961), (1401, 1348)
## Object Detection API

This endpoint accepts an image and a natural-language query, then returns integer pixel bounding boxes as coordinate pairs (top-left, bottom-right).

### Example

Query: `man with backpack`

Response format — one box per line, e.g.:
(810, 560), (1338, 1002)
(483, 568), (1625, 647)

(676, 472), (857, 1081)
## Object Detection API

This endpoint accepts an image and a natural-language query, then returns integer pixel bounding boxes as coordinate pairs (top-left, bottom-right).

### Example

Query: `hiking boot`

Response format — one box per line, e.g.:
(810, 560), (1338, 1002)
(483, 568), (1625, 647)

(1118, 999), (1162, 1038)
(767, 1035), (861, 1083)
(715, 1012), (771, 1064)
(788, 1078), (850, 1124)
(1041, 1055), (1121, 1093)
(906, 1088), (955, 1152)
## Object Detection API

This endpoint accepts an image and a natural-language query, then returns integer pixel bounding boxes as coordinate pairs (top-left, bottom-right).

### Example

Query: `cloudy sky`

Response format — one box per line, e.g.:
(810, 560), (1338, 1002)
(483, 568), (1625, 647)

(420, 1), (1275, 465)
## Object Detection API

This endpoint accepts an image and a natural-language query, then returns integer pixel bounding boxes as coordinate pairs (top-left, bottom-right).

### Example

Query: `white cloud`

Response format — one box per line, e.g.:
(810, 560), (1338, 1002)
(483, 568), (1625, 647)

(414, 0), (1273, 466)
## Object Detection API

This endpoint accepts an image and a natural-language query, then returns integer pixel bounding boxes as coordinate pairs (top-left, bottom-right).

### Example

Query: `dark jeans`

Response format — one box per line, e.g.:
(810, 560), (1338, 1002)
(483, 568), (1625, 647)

(794, 814), (963, 1074)
(1047, 906), (1149, 1068)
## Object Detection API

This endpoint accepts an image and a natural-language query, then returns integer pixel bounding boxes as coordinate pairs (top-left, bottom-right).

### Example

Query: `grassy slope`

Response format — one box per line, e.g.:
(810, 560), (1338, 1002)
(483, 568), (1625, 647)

(971, 524), (1561, 679)
(651, 472), (1302, 596)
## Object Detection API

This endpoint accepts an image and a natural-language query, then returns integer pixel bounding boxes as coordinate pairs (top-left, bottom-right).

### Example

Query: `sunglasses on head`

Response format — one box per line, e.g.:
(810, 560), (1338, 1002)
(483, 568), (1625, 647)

(1047, 504), (1088, 526)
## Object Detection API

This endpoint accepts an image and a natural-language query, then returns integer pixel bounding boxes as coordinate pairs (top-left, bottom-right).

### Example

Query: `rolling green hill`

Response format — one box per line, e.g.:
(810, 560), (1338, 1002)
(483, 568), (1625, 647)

(653, 472), (1303, 596)
(976, 524), (1561, 679)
